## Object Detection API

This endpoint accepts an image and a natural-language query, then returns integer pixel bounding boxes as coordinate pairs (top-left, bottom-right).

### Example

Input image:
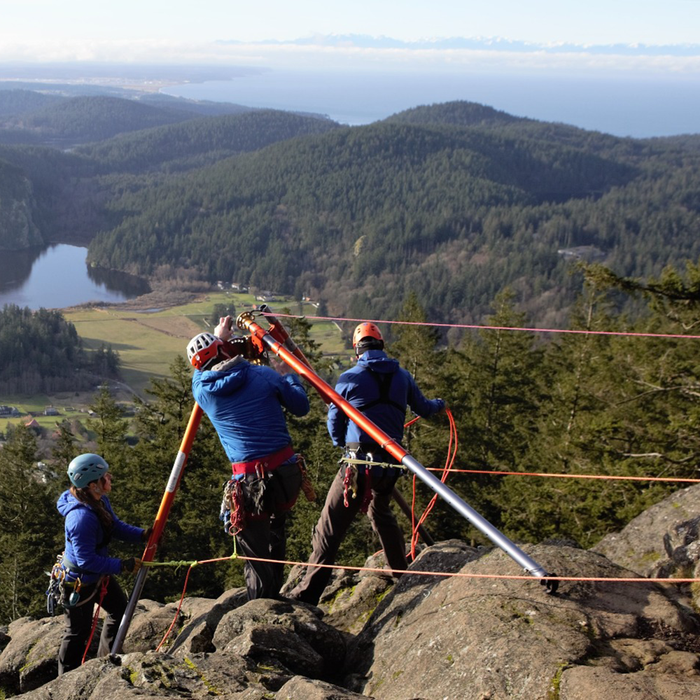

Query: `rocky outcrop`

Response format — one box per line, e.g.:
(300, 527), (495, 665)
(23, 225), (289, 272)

(349, 543), (700, 699)
(1, 532), (699, 699)
(593, 483), (700, 608)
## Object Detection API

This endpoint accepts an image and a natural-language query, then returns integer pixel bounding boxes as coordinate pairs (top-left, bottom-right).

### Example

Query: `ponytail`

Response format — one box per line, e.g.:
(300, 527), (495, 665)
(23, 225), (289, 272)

(70, 484), (113, 531)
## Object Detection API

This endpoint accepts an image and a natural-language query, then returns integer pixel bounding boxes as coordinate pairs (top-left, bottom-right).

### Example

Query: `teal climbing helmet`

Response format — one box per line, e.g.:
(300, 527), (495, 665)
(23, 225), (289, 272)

(67, 453), (109, 488)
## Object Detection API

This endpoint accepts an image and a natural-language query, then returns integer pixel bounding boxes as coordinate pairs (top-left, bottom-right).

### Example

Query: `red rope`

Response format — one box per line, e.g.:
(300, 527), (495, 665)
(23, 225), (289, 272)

(265, 311), (700, 341)
(409, 408), (457, 559)
(81, 576), (109, 666)
(155, 566), (195, 652)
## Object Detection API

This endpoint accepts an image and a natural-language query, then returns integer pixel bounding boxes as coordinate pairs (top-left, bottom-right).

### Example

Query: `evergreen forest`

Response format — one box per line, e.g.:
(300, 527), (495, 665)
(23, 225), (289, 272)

(1, 91), (700, 324)
(0, 305), (120, 395)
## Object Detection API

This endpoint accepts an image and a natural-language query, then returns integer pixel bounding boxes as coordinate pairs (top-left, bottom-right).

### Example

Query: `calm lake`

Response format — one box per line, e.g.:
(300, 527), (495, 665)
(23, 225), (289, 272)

(0, 244), (150, 311)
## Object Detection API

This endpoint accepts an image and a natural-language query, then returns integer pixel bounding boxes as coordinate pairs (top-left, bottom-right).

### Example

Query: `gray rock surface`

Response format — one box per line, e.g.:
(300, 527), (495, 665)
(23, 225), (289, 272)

(593, 483), (700, 607)
(2, 531), (699, 699)
(348, 543), (700, 699)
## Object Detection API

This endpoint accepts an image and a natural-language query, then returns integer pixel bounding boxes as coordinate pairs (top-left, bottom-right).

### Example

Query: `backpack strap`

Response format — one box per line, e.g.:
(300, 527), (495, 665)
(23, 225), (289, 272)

(354, 368), (405, 413)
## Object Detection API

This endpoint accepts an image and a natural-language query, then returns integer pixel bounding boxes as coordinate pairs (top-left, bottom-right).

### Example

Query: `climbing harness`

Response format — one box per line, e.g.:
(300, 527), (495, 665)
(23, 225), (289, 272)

(221, 448), (312, 533)
(353, 369), (405, 414)
(230, 445), (294, 476)
(341, 451), (376, 513)
(45, 553), (83, 615)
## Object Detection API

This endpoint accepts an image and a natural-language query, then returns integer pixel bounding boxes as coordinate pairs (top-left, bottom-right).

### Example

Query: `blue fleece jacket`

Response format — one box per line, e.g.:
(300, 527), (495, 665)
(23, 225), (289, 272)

(192, 358), (310, 463)
(328, 349), (444, 448)
(57, 491), (144, 583)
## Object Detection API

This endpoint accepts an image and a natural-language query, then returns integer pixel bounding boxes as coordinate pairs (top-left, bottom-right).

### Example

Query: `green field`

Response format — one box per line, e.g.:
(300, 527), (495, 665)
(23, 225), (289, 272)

(0, 290), (348, 430)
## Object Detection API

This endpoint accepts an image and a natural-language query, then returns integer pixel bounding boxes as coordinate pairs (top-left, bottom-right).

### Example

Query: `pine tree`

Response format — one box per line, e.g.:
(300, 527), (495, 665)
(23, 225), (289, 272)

(0, 425), (61, 623)
(438, 290), (546, 540)
(124, 357), (239, 600)
(50, 420), (78, 475)
(87, 385), (129, 473)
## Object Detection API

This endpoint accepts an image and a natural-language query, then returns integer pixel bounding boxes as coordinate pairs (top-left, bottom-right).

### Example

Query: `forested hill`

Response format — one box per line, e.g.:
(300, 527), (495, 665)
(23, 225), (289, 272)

(2, 97), (700, 325)
(0, 90), (254, 147)
(384, 100), (647, 155)
(0, 89), (63, 118)
(76, 110), (342, 174)
(384, 100), (528, 128)
(0, 109), (341, 242)
(9, 95), (195, 145)
(85, 102), (700, 324)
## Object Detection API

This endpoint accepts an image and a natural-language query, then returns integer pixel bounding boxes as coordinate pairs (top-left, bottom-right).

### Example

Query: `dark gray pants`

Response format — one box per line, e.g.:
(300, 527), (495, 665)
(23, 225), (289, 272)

(57, 576), (126, 674)
(291, 465), (407, 605)
(236, 458), (302, 600)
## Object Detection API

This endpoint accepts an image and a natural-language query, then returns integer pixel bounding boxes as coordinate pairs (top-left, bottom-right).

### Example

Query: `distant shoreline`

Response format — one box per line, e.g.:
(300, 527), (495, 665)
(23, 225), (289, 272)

(0, 63), (267, 95)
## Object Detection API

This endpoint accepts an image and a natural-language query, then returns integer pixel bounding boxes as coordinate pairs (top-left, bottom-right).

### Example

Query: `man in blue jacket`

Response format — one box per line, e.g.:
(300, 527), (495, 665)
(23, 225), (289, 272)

(187, 316), (310, 599)
(290, 322), (444, 605)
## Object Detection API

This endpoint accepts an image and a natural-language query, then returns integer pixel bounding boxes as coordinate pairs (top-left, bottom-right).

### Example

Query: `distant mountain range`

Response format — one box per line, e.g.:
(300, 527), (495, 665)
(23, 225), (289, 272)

(217, 33), (700, 57)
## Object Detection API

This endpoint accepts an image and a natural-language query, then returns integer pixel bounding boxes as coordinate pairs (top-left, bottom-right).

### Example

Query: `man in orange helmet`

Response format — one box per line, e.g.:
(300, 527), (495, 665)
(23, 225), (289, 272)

(289, 321), (444, 605)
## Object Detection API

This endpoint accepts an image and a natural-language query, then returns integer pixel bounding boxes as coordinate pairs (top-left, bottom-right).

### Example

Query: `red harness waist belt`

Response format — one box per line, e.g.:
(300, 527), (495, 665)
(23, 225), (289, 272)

(231, 445), (294, 476)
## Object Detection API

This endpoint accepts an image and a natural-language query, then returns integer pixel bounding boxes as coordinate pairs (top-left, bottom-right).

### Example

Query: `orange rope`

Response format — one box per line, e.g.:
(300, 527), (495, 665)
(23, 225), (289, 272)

(409, 408), (457, 559)
(155, 566), (195, 652)
(424, 467), (700, 483)
(152, 548), (700, 650)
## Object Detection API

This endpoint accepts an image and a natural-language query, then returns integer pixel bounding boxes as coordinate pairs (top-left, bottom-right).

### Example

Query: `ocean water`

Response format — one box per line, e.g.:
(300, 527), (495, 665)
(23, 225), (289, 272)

(162, 70), (700, 138)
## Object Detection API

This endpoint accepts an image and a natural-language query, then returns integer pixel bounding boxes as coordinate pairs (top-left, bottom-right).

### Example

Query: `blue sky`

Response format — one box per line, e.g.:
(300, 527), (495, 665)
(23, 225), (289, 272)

(1, 0), (699, 74)
(1, 0), (699, 45)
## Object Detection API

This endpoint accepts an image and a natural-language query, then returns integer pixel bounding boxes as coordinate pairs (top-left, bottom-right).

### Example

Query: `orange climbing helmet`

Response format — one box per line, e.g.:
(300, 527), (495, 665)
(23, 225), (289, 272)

(353, 322), (384, 355)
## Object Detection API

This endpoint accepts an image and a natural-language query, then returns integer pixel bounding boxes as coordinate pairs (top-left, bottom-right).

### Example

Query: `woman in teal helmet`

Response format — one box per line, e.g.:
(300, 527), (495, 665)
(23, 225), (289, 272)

(56, 453), (149, 674)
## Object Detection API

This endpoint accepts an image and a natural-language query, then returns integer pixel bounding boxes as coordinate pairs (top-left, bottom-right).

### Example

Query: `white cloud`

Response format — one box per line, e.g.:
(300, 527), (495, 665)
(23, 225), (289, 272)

(2, 39), (699, 79)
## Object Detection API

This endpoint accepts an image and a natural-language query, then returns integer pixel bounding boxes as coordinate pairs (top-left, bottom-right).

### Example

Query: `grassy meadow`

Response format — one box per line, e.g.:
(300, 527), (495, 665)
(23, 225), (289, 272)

(0, 290), (347, 431)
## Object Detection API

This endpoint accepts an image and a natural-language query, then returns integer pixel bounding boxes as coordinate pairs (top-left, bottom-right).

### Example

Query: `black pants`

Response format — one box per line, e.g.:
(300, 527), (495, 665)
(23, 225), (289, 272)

(290, 463), (406, 605)
(57, 576), (127, 674)
(235, 458), (302, 600)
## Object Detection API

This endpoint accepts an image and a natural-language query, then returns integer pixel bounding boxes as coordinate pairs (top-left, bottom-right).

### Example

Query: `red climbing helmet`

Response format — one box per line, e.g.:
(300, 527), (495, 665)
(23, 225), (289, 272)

(353, 322), (384, 355)
(187, 332), (223, 370)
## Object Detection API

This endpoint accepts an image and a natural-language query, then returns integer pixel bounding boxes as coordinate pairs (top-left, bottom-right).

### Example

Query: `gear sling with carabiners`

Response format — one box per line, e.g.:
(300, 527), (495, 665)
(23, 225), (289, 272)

(47, 552), (113, 669)
(341, 367), (404, 511)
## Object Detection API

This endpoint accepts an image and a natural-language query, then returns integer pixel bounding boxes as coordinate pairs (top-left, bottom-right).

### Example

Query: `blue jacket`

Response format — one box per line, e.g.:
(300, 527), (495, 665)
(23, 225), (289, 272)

(328, 349), (444, 448)
(192, 358), (310, 462)
(57, 491), (144, 583)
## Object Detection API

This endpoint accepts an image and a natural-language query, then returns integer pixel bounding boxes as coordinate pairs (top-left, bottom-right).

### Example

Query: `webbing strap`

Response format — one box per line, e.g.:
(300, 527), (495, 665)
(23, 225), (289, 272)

(354, 369), (404, 413)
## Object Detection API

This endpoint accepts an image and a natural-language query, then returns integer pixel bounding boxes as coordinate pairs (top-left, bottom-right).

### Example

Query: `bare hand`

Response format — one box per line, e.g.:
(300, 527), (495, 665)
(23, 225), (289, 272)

(271, 358), (294, 376)
(215, 315), (234, 341)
